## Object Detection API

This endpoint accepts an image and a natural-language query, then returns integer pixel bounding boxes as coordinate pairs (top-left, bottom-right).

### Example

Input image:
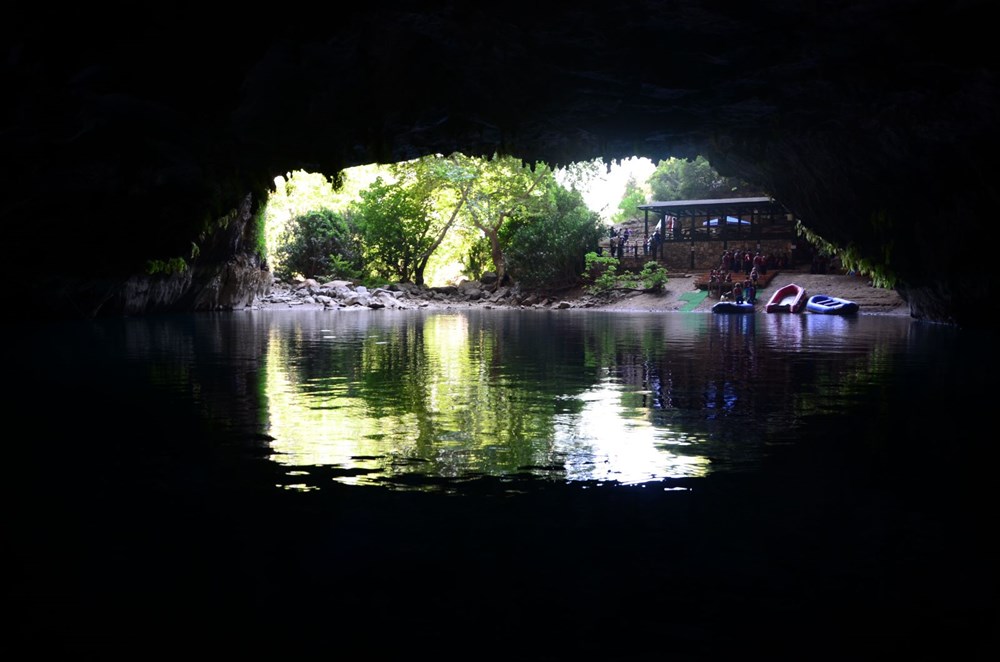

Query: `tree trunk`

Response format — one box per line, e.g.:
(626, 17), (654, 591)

(487, 229), (505, 288)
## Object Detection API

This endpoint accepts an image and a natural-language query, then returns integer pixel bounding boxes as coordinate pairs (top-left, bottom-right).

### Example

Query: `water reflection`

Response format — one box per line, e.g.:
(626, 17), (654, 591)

(15, 308), (934, 494)
(552, 380), (710, 483)
(256, 309), (916, 490)
(264, 311), (712, 487)
(12, 308), (995, 659)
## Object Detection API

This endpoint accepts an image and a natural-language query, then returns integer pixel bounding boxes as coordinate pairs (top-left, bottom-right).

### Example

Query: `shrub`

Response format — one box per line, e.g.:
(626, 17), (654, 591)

(582, 253), (668, 294)
(274, 209), (360, 280)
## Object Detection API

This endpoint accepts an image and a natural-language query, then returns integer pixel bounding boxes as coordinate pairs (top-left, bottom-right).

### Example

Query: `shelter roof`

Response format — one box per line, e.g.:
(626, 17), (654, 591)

(636, 197), (787, 217)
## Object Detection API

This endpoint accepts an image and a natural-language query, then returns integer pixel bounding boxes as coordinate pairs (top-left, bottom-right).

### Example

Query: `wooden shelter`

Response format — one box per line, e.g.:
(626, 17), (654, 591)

(633, 196), (800, 270)
(637, 196), (793, 243)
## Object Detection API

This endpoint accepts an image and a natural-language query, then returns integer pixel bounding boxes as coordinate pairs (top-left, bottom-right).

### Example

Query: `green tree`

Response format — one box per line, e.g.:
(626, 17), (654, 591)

(459, 235), (493, 281)
(386, 155), (474, 286)
(612, 174), (648, 223)
(274, 208), (360, 281)
(351, 176), (433, 284)
(268, 155), (621, 290)
(459, 154), (554, 286)
(582, 252), (668, 294)
(265, 171), (340, 275)
(648, 156), (765, 200)
(265, 168), (383, 276)
(504, 185), (604, 289)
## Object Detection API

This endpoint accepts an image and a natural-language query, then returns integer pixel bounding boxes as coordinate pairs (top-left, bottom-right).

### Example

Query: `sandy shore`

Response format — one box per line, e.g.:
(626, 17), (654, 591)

(587, 268), (910, 316)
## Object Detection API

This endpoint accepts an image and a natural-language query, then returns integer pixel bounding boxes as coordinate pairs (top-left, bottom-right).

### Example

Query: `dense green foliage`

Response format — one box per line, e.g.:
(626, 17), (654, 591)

(146, 256), (189, 275)
(383, 154), (475, 285)
(264, 155), (602, 289)
(253, 204), (268, 264)
(263, 154), (787, 292)
(460, 236), (493, 281)
(797, 222), (897, 289)
(264, 168), (380, 278)
(582, 252), (622, 293)
(460, 154), (555, 285)
(582, 252), (668, 294)
(635, 260), (670, 290)
(612, 174), (648, 223)
(648, 156), (765, 200)
(504, 186), (604, 288)
(349, 177), (436, 283)
(274, 208), (361, 280)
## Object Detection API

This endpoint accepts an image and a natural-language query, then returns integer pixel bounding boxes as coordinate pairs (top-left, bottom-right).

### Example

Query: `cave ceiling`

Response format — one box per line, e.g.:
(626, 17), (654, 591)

(3, 1), (998, 326)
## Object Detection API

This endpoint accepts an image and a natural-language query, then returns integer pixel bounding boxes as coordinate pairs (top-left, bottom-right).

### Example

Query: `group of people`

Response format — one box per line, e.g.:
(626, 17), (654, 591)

(708, 269), (758, 304)
(720, 248), (769, 277)
(709, 248), (771, 303)
(608, 225), (632, 258)
(609, 224), (667, 259)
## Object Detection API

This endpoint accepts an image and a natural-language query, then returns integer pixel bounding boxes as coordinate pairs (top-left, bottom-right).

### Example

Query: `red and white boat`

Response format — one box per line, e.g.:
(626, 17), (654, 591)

(765, 283), (807, 313)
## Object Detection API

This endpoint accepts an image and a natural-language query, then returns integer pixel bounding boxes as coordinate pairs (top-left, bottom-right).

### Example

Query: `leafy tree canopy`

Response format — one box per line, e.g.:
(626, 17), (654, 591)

(612, 174), (648, 224)
(648, 156), (766, 201)
(274, 208), (360, 281)
(266, 155), (629, 290)
(264, 168), (380, 275)
(504, 184), (604, 289)
(350, 175), (435, 284)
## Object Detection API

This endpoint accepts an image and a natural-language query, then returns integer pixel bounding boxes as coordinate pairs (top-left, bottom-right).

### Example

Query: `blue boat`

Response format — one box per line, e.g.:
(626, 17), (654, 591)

(712, 300), (755, 314)
(805, 293), (859, 315)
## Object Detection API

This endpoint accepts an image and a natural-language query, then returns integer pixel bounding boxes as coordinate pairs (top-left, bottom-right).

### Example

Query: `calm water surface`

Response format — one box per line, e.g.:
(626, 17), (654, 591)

(10, 309), (998, 659)
(19, 309), (972, 490)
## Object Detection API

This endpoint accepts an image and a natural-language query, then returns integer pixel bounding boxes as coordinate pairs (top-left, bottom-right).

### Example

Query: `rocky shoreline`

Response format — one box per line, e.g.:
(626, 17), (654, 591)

(249, 269), (911, 317)
(252, 277), (559, 312)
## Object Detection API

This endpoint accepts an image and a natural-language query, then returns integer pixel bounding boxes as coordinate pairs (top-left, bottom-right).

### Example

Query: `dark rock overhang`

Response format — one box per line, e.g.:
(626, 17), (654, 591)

(3, 1), (998, 327)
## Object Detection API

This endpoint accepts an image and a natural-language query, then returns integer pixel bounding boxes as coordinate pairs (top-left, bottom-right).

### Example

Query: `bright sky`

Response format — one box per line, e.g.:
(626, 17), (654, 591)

(571, 156), (657, 223)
